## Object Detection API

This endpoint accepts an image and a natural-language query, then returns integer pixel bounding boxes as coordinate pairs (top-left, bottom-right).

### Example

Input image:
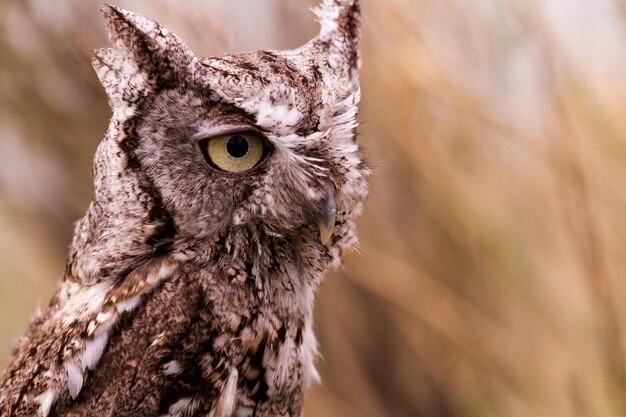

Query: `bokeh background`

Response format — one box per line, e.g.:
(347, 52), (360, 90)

(1, 0), (626, 416)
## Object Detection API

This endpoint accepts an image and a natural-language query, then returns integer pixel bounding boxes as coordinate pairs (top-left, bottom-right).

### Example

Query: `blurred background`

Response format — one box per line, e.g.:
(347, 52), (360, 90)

(1, 0), (626, 416)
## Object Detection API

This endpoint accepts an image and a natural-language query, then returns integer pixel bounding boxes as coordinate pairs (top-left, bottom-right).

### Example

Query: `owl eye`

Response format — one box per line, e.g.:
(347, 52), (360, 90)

(201, 132), (269, 173)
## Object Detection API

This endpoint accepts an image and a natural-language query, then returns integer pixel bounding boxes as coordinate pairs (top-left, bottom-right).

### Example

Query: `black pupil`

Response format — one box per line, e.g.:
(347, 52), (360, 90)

(226, 135), (250, 158)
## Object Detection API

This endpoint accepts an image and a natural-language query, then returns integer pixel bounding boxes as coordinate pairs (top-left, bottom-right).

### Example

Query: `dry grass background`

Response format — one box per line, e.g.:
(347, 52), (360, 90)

(1, 0), (626, 416)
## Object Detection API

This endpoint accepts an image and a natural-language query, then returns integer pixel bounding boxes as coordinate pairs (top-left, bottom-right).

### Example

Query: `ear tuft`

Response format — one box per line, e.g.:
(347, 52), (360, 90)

(310, 0), (361, 83)
(315, 0), (361, 47)
(92, 47), (148, 111)
(101, 4), (158, 50)
(98, 4), (196, 92)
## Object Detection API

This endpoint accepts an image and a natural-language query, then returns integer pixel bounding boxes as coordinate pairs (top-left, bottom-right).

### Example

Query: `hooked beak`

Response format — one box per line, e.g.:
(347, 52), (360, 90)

(318, 182), (337, 245)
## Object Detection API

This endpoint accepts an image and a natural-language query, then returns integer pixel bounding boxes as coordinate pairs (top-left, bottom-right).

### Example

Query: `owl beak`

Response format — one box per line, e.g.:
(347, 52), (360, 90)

(318, 182), (337, 245)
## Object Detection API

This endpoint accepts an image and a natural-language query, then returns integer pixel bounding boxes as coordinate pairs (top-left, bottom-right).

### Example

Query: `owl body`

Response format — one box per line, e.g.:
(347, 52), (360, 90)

(0, 1), (367, 416)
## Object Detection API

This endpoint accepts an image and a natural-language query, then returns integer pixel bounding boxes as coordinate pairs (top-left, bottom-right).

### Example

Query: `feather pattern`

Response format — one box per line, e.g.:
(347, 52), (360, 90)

(0, 1), (368, 416)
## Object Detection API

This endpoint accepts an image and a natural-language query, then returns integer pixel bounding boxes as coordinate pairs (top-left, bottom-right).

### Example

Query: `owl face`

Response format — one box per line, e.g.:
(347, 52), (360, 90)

(93, 2), (367, 274)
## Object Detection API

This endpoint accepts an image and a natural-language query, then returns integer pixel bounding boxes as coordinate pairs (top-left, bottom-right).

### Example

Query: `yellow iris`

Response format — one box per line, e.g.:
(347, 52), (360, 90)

(206, 132), (266, 173)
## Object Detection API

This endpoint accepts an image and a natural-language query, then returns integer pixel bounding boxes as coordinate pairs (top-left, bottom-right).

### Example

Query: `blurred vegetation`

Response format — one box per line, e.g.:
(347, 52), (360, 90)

(2, 1), (626, 416)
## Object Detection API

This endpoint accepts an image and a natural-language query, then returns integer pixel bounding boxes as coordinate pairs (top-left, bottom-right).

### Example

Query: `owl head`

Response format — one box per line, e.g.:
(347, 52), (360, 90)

(88, 0), (368, 287)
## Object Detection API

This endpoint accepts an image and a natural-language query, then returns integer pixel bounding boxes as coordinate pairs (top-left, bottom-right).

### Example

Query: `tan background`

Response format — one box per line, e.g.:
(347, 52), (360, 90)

(2, 1), (626, 416)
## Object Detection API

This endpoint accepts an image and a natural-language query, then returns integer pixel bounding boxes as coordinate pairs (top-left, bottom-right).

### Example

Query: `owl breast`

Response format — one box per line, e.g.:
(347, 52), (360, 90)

(48, 261), (317, 417)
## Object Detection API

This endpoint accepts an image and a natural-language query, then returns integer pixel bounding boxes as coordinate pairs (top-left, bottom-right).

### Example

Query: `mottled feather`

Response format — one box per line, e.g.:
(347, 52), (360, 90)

(0, 1), (368, 416)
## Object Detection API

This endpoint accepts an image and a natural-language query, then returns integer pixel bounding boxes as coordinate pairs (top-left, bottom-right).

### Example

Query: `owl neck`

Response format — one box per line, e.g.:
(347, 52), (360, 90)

(164, 223), (331, 310)
(66, 198), (329, 304)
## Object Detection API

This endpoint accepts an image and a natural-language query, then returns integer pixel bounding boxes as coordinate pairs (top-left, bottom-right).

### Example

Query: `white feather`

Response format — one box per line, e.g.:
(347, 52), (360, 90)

(168, 397), (197, 417)
(65, 361), (84, 399)
(35, 389), (57, 417)
(162, 360), (182, 376)
(58, 281), (113, 326)
(116, 295), (141, 313)
(215, 368), (238, 417)
(82, 331), (109, 371)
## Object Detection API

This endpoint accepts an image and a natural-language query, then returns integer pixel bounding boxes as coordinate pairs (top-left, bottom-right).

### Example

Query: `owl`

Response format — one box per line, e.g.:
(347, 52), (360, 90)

(0, 0), (367, 416)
